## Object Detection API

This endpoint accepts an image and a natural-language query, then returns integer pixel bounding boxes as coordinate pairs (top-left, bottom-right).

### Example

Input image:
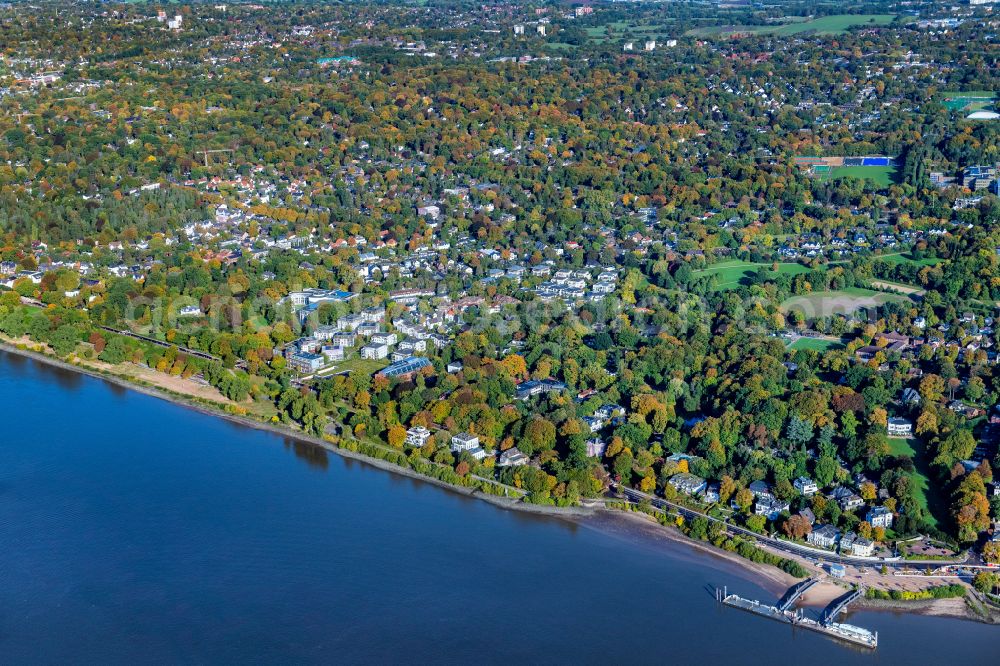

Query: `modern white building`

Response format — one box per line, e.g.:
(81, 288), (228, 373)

(794, 476), (818, 496)
(360, 343), (389, 360)
(451, 432), (480, 452)
(371, 332), (398, 347)
(405, 426), (431, 448)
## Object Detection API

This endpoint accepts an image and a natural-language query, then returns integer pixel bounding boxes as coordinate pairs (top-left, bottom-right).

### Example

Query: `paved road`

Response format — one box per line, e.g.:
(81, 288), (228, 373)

(611, 484), (970, 569)
(96, 326), (222, 363)
(20, 296), (250, 369)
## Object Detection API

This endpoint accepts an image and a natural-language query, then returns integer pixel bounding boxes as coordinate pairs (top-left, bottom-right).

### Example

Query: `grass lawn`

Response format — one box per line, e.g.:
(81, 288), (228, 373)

(905, 468), (938, 529)
(902, 437), (948, 530)
(788, 337), (844, 352)
(691, 259), (812, 290)
(687, 14), (896, 38)
(326, 356), (387, 377)
(781, 287), (912, 318)
(888, 437), (916, 457)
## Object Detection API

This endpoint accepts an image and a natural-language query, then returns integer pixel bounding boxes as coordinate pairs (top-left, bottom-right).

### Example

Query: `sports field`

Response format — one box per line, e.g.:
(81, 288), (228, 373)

(817, 165), (899, 186)
(687, 14), (896, 38)
(781, 287), (912, 318)
(941, 91), (996, 112)
(797, 155), (900, 186)
(691, 260), (811, 290)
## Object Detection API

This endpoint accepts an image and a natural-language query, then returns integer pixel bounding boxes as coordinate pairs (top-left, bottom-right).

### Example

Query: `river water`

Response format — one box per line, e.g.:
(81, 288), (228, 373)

(0, 351), (995, 664)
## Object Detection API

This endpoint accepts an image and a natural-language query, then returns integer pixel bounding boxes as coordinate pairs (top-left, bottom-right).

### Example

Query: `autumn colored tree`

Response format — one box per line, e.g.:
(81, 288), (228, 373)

(387, 424), (407, 449)
(782, 514), (813, 540)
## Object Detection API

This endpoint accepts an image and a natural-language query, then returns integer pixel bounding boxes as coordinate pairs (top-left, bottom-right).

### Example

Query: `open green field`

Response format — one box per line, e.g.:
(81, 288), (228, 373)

(584, 19), (676, 42)
(686, 14), (896, 38)
(788, 337), (844, 352)
(816, 165), (899, 186)
(692, 260), (811, 290)
(781, 287), (912, 317)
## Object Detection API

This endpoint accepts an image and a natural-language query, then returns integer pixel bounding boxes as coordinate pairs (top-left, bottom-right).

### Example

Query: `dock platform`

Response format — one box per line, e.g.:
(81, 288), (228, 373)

(716, 586), (877, 650)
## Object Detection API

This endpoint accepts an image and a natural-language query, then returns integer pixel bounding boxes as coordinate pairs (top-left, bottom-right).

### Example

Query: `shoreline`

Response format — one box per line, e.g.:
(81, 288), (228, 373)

(1, 341), (997, 627)
(0, 341), (595, 520)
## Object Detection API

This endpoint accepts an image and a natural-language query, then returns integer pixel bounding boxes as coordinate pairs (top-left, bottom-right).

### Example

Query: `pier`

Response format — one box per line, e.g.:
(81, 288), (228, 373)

(776, 577), (818, 612)
(821, 588), (863, 625)
(716, 583), (877, 650)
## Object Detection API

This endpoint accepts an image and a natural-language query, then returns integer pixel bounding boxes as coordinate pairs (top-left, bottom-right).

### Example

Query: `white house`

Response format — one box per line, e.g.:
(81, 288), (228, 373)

(807, 524), (841, 549)
(851, 536), (875, 557)
(288, 352), (324, 374)
(669, 473), (707, 496)
(405, 426), (431, 448)
(360, 343), (389, 360)
(498, 448), (528, 466)
(794, 476), (818, 496)
(371, 332), (398, 346)
(841, 531), (875, 557)
(585, 438), (606, 457)
(451, 432), (480, 452)
(755, 497), (790, 521)
(748, 480), (772, 500)
(321, 345), (345, 362)
(866, 506), (894, 529)
(887, 417), (913, 438)
(398, 338), (427, 353)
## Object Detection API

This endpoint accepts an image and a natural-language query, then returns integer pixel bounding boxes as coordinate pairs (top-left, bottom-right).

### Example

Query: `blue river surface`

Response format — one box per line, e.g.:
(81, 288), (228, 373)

(0, 350), (996, 664)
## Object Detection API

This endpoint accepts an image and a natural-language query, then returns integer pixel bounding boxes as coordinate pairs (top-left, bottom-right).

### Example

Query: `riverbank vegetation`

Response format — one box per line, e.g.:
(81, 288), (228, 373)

(865, 584), (966, 601)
